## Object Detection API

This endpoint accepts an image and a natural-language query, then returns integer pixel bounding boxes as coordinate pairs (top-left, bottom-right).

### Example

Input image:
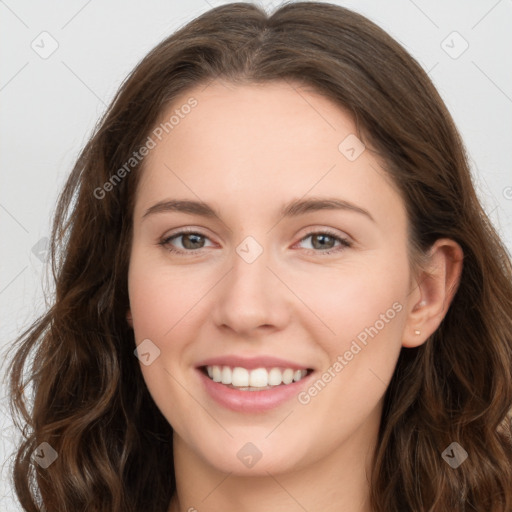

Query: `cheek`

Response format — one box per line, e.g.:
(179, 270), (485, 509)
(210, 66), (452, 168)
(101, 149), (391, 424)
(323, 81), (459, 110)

(285, 256), (408, 350)
(127, 252), (209, 339)
(127, 255), (203, 430)
(291, 253), (408, 421)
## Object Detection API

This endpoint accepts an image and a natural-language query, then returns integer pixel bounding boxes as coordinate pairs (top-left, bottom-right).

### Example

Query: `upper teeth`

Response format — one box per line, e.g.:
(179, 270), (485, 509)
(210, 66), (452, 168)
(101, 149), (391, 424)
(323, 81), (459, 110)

(206, 366), (308, 387)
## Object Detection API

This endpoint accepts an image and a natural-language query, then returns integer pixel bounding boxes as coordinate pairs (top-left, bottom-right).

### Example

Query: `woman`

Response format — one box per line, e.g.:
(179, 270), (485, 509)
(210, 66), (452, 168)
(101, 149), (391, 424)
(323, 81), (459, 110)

(6, 2), (512, 511)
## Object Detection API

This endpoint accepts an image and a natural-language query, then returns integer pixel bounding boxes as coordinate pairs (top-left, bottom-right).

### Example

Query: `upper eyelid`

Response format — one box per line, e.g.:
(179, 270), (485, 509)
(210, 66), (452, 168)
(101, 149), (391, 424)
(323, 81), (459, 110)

(162, 229), (215, 248)
(163, 228), (215, 243)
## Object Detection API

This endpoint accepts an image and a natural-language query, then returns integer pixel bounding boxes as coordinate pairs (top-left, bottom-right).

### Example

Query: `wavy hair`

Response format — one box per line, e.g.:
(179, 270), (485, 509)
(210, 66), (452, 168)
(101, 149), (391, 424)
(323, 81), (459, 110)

(4, 2), (512, 511)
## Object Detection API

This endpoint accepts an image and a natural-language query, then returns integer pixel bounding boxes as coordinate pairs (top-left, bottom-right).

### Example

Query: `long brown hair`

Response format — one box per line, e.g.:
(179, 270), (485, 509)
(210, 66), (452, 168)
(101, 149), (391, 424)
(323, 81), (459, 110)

(4, 2), (512, 511)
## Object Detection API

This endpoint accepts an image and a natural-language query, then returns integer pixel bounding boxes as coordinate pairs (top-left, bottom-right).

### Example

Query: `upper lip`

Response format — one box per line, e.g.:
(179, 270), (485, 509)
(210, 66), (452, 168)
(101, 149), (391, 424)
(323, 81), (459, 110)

(196, 355), (313, 371)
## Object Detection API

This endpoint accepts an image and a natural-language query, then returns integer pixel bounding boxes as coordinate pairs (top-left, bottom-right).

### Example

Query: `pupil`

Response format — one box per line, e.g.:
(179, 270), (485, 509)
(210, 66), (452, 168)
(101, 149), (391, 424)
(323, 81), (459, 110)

(314, 234), (333, 249)
(183, 234), (203, 249)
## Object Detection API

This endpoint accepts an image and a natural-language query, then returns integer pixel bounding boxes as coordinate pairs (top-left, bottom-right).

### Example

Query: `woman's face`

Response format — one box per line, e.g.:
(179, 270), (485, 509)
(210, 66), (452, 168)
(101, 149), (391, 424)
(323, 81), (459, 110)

(127, 80), (419, 475)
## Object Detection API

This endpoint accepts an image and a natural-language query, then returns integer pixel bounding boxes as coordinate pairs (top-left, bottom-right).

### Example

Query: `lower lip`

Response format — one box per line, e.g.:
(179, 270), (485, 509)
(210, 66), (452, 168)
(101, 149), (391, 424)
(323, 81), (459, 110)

(197, 368), (314, 413)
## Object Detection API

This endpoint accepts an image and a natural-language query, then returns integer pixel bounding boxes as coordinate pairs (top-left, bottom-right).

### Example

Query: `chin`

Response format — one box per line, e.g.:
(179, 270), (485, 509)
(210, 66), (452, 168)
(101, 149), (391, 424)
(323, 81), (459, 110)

(193, 435), (309, 476)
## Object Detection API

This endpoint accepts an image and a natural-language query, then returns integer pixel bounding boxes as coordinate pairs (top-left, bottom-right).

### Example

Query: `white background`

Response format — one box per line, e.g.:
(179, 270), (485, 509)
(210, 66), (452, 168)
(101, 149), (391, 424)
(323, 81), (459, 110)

(1, 0), (511, 509)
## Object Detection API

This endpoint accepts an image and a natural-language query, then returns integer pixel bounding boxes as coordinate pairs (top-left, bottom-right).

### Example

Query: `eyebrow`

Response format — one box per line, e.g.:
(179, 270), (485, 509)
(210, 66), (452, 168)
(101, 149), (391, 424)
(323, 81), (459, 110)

(142, 196), (375, 223)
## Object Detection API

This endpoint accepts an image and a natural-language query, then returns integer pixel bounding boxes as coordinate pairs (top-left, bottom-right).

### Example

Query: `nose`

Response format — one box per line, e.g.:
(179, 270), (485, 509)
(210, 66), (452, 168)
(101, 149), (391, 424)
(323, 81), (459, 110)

(211, 239), (290, 337)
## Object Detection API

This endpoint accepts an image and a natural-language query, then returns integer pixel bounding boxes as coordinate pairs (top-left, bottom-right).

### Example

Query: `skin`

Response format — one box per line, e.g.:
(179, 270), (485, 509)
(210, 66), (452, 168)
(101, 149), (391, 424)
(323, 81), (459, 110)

(126, 80), (463, 512)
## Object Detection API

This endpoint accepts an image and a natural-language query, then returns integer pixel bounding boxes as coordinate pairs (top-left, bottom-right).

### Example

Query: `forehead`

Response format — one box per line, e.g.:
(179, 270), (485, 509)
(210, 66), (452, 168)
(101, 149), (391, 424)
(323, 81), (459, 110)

(133, 79), (405, 228)
(159, 79), (356, 151)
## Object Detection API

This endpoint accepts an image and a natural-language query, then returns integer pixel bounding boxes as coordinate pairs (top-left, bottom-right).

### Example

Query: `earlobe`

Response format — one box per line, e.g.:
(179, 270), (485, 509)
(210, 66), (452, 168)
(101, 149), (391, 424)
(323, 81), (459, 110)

(402, 238), (463, 348)
(126, 310), (133, 328)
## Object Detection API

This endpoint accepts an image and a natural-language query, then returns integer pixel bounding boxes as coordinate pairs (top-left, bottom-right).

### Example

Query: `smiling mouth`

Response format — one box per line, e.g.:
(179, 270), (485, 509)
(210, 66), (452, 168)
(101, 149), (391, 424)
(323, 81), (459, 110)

(199, 365), (314, 391)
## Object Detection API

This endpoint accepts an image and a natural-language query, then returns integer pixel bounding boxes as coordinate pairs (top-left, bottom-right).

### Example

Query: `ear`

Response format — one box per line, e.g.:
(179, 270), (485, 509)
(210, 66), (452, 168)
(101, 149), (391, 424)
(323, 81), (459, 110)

(402, 238), (463, 348)
(126, 309), (133, 328)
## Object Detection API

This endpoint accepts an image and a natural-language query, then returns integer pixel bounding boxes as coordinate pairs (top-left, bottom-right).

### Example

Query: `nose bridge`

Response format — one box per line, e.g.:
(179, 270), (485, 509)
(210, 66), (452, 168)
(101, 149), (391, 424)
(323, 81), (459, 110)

(229, 233), (273, 303)
(213, 233), (286, 333)
(235, 234), (266, 266)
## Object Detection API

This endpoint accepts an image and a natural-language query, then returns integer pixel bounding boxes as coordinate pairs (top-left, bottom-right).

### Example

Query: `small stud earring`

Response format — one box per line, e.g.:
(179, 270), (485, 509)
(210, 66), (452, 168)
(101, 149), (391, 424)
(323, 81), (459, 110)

(414, 330), (421, 335)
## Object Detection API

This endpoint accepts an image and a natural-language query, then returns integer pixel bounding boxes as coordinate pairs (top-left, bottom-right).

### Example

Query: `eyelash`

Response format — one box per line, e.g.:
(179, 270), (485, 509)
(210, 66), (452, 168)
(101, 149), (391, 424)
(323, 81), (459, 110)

(158, 227), (352, 256)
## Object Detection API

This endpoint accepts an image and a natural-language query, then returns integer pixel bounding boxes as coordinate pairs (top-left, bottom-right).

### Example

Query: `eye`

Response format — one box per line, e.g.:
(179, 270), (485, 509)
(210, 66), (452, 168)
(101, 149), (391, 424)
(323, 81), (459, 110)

(158, 228), (352, 256)
(296, 230), (352, 255)
(159, 228), (214, 255)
